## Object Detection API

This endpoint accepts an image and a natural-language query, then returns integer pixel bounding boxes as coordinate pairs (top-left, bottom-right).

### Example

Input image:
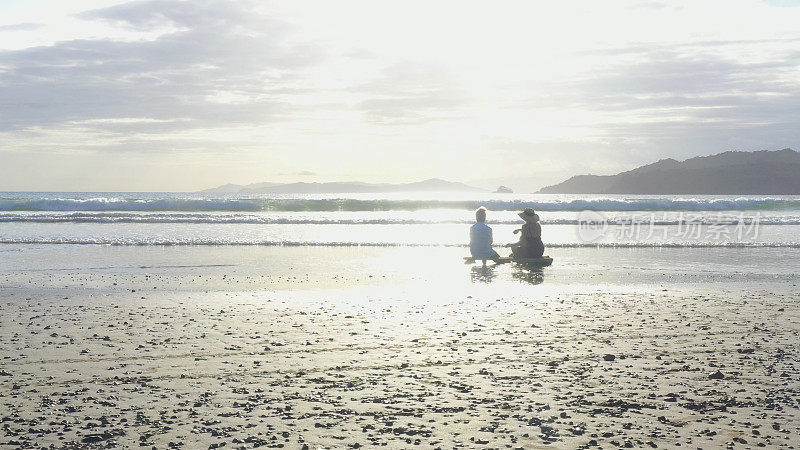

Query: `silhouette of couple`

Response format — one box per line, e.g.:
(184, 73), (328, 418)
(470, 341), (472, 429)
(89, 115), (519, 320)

(469, 207), (544, 261)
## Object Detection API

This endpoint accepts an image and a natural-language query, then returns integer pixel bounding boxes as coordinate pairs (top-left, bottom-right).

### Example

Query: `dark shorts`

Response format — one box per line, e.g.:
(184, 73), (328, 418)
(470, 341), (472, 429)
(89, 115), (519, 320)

(472, 249), (500, 260)
(512, 240), (544, 258)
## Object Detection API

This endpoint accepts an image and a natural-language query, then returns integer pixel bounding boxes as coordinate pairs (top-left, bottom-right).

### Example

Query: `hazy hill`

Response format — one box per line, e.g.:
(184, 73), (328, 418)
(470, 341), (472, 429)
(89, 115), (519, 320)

(200, 182), (282, 194)
(537, 149), (800, 194)
(201, 178), (484, 194)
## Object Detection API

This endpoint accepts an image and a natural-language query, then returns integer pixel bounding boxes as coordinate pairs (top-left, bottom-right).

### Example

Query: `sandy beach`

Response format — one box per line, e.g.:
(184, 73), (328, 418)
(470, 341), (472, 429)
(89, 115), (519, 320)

(1, 246), (799, 449)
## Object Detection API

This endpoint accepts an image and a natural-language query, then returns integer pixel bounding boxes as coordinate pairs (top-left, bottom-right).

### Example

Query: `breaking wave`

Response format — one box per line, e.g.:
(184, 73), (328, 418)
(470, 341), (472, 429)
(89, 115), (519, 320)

(1, 197), (800, 212)
(0, 213), (788, 225)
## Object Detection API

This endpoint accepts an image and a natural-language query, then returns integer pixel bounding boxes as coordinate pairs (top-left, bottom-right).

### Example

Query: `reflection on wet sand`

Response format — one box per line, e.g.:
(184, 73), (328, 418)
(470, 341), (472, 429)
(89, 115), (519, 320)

(511, 265), (544, 285)
(469, 263), (545, 285)
(470, 265), (497, 283)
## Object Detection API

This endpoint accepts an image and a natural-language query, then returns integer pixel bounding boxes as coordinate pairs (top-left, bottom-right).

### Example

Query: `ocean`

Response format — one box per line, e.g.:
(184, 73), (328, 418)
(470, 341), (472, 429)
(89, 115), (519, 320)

(1, 191), (799, 247)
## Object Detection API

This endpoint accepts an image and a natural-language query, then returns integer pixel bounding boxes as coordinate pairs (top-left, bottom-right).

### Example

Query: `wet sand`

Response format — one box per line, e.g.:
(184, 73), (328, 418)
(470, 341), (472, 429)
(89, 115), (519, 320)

(2, 262), (799, 449)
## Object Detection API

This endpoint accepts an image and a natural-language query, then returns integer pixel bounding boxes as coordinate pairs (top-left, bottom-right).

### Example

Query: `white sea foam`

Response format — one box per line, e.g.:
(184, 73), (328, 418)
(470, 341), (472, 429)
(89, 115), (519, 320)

(0, 213), (791, 225)
(1, 196), (800, 212)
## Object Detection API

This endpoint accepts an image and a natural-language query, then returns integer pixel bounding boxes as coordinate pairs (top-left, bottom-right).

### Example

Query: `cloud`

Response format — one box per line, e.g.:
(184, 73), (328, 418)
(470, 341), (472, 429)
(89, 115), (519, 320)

(354, 63), (468, 125)
(76, 0), (263, 31)
(513, 41), (800, 161)
(0, 0), (322, 136)
(0, 23), (44, 32)
(277, 170), (316, 177)
(343, 48), (377, 59)
(631, 1), (675, 10)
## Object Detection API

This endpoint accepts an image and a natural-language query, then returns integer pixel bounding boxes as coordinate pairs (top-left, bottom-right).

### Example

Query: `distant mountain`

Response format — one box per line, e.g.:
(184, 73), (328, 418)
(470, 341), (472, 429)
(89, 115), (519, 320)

(200, 178), (484, 194)
(537, 149), (800, 194)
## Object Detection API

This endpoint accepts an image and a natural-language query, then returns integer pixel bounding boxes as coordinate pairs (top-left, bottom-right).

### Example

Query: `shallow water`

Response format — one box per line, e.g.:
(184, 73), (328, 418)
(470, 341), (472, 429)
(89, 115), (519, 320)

(2, 244), (798, 292)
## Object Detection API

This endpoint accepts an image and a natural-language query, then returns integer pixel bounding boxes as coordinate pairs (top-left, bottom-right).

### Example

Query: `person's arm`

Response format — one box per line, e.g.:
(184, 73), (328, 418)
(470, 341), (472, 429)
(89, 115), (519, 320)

(489, 227), (493, 244)
(515, 224), (526, 242)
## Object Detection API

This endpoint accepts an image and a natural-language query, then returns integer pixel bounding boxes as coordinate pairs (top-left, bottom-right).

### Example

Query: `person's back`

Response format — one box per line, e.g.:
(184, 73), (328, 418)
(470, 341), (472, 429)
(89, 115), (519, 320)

(521, 222), (544, 258)
(469, 207), (499, 260)
(512, 208), (544, 258)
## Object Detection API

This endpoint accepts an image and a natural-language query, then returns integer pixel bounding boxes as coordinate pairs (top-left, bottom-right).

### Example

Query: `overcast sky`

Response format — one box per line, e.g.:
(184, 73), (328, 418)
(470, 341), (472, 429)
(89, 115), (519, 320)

(1, 0), (799, 191)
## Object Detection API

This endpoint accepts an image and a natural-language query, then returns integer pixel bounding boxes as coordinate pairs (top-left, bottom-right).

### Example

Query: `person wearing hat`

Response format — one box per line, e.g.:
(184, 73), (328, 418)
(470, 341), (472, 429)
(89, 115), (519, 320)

(512, 208), (544, 259)
(469, 206), (500, 261)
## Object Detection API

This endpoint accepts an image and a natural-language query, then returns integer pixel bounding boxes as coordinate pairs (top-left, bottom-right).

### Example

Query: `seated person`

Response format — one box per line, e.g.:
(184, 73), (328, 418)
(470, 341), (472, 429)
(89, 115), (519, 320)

(469, 207), (500, 260)
(511, 208), (545, 259)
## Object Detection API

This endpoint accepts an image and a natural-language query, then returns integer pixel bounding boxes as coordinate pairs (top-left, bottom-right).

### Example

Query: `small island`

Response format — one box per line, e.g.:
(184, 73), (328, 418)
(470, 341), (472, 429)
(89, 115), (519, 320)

(494, 185), (513, 194)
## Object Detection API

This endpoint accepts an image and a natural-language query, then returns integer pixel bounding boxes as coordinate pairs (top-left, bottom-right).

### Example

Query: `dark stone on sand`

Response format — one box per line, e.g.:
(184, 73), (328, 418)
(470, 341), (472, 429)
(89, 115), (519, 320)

(603, 354), (615, 361)
(82, 430), (124, 443)
(708, 370), (725, 380)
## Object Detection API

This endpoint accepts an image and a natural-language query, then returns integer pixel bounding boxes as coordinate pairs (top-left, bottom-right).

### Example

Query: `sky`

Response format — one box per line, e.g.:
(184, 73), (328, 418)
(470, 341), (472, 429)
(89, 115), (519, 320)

(1, 0), (799, 192)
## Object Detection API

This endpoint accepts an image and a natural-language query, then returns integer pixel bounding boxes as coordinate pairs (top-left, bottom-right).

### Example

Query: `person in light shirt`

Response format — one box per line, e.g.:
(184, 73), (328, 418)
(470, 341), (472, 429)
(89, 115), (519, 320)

(469, 207), (500, 261)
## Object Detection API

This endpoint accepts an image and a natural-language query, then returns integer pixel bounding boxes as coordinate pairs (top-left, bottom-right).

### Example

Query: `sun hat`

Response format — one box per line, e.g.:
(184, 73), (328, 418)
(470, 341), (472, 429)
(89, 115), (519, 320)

(518, 208), (539, 222)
